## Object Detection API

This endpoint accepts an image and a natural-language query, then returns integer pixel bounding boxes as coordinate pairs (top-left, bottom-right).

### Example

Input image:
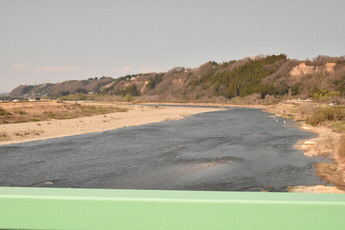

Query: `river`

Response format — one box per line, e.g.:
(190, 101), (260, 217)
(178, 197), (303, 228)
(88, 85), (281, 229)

(0, 108), (328, 192)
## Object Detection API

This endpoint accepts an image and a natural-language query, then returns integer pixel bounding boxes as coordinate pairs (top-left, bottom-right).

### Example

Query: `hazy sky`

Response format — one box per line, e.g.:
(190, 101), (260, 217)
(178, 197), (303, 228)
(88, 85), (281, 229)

(1, 0), (344, 92)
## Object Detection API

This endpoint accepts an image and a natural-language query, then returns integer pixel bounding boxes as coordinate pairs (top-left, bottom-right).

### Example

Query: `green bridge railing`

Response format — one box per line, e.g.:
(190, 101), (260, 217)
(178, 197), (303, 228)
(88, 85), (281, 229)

(0, 187), (344, 229)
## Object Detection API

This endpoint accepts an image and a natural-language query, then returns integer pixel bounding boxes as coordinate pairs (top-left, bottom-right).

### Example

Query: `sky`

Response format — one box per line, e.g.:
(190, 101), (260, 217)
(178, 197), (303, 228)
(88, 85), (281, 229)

(1, 0), (345, 93)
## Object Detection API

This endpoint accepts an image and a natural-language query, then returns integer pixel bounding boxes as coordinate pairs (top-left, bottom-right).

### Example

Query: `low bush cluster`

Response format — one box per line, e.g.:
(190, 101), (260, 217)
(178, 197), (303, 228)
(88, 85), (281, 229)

(0, 107), (12, 117)
(0, 103), (128, 124)
(306, 106), (345, 126)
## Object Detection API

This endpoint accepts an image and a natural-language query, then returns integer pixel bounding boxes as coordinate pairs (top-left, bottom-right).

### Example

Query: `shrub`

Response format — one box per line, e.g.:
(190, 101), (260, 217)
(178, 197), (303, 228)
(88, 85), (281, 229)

(117, 84), (141, 97)
(14, 110), (28, 115)
(0, 107), (12, 117)
(124, 94), (133, 102)
(146, 75), (163, 90)
(306, 107), (345, 126)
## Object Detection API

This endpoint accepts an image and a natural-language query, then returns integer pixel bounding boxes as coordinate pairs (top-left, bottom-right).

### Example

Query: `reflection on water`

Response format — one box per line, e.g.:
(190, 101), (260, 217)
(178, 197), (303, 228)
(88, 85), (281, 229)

(0, 108), (328, 192)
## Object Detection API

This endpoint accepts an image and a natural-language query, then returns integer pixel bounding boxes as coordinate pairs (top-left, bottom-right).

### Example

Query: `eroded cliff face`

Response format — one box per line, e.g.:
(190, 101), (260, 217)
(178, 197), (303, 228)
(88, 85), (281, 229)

(290, 62), (336, 77)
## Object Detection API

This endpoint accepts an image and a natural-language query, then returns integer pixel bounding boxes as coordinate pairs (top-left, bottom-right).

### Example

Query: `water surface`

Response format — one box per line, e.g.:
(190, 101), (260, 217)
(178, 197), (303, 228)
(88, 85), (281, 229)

(0, 108), (327, 191)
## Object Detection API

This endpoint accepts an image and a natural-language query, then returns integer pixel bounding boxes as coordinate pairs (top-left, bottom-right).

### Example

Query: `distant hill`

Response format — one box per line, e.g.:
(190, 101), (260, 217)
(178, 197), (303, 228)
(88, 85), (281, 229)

(9, 54), (345, 103)
(9, 77), (114, 98)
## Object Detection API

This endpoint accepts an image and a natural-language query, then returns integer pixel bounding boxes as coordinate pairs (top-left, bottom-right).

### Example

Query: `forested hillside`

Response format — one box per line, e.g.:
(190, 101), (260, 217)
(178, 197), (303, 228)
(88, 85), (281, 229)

(9, 54), (345, 104)
(9, 77), (114, 98)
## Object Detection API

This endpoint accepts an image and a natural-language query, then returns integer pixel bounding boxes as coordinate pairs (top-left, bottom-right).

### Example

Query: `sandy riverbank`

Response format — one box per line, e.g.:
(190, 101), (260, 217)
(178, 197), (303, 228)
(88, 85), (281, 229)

(266, 101), (345, 193)
(0, 102), (225, 145)
(289, 124), (345, 193)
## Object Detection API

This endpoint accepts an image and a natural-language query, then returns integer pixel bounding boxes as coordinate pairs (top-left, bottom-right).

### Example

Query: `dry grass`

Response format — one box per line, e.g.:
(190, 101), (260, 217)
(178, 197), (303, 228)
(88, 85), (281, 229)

(338, 135), (345, 158)
(306, 106), (345, 126)
(0, 107), (12, 117)
(267, 102), (345, 131)
(0, 101), (128, 124)
(314, 162), (345, 188)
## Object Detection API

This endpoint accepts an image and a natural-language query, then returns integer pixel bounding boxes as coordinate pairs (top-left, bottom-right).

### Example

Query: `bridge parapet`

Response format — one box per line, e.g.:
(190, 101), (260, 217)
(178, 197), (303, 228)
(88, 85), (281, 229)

(0, 187), (344, 229)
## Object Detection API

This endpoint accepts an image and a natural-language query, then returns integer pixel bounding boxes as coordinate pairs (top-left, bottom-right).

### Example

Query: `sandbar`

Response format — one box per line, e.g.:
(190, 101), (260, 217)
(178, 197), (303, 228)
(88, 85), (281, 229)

(0, 102), (225, 145)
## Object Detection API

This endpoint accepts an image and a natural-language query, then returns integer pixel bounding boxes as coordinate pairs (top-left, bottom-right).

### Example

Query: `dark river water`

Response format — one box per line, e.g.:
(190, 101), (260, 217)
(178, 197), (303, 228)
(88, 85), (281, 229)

(0, 108), (328, 192)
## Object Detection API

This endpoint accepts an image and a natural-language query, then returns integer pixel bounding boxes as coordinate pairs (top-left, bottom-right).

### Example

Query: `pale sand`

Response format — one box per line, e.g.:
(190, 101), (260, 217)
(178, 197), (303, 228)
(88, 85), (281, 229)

(291, 124), (345, 193)
(295, 124), (342, 158)
(288, 185), (345, 193)
(0, 104), (225, 145)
